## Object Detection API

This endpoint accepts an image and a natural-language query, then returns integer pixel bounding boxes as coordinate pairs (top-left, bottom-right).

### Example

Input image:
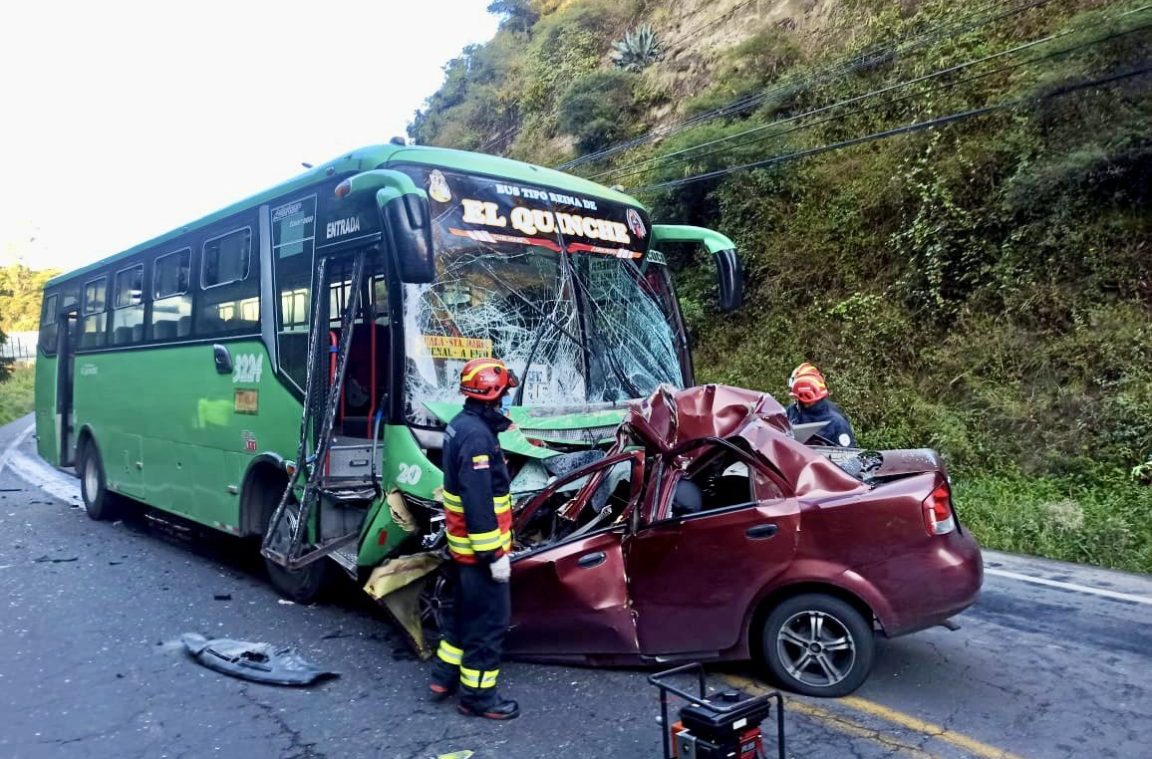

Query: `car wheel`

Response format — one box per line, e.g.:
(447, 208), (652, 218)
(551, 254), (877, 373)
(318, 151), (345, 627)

(418, 570), (453, 649)
(260, 485), (331, 604)
(761, 593), (875, 697)
(79, 443), (120, 521)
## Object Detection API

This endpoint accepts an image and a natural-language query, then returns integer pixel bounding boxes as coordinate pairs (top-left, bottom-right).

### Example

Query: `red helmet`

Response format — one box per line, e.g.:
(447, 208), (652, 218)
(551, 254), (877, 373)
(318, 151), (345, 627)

(788, 362), (828, 404)
(460, 358), (518, 402)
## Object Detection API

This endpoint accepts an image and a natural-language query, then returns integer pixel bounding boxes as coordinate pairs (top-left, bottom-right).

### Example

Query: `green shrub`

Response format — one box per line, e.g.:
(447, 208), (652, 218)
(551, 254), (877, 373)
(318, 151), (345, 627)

(557, 70), (640, 152)
(0, 365), (34, 426)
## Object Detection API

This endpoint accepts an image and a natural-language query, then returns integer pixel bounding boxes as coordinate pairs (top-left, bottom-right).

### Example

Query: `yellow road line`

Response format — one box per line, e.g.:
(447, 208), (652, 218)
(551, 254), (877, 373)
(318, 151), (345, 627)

(724, 674), (1027, 759)
(839, 696), (1026, 759)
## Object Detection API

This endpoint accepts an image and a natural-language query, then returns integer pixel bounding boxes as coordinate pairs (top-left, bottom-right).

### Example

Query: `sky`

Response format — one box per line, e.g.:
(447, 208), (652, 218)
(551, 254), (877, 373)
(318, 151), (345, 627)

(0, 0), (500, 273)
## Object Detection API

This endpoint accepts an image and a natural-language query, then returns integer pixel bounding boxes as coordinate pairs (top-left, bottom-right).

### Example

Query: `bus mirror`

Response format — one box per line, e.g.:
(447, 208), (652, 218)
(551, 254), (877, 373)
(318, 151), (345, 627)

(650, 225), (743, 312)
(382, 192), (435, 284)
(714, 248), (743, 312)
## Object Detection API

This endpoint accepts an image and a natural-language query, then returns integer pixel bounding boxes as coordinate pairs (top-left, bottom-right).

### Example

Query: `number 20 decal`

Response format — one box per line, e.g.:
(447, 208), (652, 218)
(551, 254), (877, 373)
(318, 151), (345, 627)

(396, 463), (423, 486)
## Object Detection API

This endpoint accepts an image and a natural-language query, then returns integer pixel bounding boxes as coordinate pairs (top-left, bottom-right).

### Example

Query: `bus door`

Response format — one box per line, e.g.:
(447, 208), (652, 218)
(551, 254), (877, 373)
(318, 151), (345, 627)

(56, 307), (79, 466)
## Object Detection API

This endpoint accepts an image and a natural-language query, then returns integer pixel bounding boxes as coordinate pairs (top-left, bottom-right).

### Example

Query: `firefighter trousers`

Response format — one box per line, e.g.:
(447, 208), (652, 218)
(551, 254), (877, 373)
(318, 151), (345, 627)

(431, 561), (511, 708)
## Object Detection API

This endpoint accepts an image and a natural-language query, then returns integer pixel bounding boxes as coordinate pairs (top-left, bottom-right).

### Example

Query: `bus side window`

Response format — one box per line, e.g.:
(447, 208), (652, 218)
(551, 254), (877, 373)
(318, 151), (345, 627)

(39, 292), (59, 355)
(152, 248), (192, 340)
(199, 228), (259, 337)
(80, 276), (108, 349)
(112, 265), (145, 345)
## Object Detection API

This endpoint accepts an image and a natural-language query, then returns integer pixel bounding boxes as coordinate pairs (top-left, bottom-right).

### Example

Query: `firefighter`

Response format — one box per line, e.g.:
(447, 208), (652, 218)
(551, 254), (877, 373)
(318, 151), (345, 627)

(785, 362), (857, 447)
(428, 357), (520, 720)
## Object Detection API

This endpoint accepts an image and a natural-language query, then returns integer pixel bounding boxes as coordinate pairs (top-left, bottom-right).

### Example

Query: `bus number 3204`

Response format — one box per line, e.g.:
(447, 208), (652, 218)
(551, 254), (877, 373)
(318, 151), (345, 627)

(233, 354), (264, 384)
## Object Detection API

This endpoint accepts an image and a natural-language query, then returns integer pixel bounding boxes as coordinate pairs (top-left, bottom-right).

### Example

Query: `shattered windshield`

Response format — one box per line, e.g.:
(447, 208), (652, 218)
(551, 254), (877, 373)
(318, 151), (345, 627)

(396, 166), (684, 425)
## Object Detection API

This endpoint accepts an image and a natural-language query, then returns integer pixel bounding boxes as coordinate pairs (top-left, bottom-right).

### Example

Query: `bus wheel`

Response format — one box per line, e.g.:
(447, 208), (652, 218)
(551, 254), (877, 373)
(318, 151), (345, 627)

(260, 486), (331, 604)
(79, 443), (120, 521)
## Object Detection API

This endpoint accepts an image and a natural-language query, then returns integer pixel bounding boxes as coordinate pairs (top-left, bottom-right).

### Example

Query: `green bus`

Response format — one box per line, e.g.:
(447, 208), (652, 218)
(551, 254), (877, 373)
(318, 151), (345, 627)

(34, 143), (742, 605)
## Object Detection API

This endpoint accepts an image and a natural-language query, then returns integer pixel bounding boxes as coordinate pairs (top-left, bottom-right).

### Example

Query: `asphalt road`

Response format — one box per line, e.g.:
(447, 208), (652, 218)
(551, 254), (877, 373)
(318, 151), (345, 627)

(2, 414), (1150, 759)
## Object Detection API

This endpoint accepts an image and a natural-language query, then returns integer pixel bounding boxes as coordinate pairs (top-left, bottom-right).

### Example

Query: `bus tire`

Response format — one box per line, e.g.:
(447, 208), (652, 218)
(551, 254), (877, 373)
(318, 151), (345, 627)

(79, 442), (120, 521)
(256, 478), (332, 604)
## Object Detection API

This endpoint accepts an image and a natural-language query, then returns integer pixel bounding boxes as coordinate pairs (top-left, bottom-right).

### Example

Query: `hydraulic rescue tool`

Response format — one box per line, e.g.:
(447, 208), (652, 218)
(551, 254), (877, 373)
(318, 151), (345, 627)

(650, 664), (785, 759)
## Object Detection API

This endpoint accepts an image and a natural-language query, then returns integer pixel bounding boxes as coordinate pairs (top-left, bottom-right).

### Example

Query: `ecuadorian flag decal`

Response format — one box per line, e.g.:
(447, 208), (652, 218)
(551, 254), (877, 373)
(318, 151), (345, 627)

(472, 454), (490, 470)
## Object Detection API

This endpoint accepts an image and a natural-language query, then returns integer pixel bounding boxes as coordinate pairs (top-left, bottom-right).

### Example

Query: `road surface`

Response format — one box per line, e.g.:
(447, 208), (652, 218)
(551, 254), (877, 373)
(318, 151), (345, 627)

(1, 415), (1149, 758)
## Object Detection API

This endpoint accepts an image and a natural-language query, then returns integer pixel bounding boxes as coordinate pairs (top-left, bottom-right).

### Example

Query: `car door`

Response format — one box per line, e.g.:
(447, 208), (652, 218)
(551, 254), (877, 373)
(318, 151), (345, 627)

(505, 451), (645, 657)
(626, 443), (800, 656)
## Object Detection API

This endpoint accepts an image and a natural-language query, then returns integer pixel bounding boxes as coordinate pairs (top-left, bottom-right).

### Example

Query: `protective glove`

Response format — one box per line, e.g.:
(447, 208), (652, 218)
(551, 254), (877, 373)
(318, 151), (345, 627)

(490, 554), (511, 583)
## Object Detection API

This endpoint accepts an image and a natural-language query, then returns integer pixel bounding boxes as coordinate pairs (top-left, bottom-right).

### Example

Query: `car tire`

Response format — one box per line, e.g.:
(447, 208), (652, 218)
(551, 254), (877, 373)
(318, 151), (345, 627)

(761, 593), (875, 697)
(259, 483), (332, 604)
(418, 569), (453, 650)
(79, 442), (121, 521)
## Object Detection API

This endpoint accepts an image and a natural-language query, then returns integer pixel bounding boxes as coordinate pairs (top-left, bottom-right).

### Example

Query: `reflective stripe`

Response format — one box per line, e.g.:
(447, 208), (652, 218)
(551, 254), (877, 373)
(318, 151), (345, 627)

(446, 534), (474, 554)
(437, 641), (463, 666)
(493, 494), (511, 514)
(461, 362), (503, 382)
(469, 528), (504, 551)
(444, 501), (465, 514)
(459, 666), (481, 688)
(460, 666), (499, 689)
(443, 491), (462, 504)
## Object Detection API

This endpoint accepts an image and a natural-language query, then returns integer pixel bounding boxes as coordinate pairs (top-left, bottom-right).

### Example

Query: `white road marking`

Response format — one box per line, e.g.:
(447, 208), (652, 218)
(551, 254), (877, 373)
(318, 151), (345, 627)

(1, 423), (82, 506)
(984, 567), (1152, 606)
(0, 424), (35, 476)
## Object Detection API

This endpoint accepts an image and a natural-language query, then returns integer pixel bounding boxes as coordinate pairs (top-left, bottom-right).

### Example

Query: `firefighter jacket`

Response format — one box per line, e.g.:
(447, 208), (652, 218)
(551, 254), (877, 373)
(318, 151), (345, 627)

(786, 398), (858, 447)
(442, 399), (513, 565)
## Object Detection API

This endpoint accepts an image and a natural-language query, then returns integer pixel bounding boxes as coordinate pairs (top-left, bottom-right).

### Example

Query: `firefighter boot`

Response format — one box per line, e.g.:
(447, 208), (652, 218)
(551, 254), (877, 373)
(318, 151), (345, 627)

(457, 693), (520, 721)
(428, 643), (462, 702)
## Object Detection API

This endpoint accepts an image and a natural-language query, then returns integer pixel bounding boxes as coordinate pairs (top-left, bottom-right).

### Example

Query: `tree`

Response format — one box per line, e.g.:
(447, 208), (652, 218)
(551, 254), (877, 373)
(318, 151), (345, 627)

(0, 329), (10, 383)
(487, 0), (538, 34)
(0, 263), (58, 332)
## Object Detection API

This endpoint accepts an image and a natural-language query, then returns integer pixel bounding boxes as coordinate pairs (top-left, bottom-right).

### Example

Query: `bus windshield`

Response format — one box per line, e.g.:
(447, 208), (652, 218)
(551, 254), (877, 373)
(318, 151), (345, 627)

(397, 166), (684, 425)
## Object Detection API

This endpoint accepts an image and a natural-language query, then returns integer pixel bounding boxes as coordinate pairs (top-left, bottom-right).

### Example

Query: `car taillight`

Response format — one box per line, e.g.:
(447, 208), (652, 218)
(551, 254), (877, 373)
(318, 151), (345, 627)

(923, 483), (956, 536)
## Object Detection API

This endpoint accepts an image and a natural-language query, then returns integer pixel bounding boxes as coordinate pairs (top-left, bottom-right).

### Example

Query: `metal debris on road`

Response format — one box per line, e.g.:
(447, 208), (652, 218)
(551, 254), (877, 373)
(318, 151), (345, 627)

(33, 555), (78, 563)
(181, 633), (340, 686)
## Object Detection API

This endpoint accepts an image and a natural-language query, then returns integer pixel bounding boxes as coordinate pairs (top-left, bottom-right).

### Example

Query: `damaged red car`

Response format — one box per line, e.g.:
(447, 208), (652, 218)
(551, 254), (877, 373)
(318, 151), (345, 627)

(420, 385), (982, 697)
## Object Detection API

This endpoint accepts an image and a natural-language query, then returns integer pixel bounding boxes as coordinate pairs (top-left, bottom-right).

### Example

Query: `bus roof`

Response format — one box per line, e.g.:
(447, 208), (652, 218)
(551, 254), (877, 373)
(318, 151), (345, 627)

(48, 144), (646, 286)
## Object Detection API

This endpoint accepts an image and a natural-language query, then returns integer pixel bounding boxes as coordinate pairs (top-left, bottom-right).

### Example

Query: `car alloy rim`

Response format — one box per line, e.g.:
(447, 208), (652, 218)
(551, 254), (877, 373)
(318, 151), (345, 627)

(776, 610), (856, 688)
(83, 457), (99, 506)
(419, 574), (452, 633)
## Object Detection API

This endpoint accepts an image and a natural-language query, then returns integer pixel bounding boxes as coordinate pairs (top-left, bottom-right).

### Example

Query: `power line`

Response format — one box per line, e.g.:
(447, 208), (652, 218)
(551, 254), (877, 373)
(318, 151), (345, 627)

(633, 64), (1152, 193)
(596, 12), (1151, 184)
(556, 0), (1056, 171)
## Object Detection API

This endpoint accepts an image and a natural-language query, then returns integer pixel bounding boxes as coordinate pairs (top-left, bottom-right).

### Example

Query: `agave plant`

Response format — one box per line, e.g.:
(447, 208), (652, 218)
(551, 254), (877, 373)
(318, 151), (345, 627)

(611, 23), (663, 72)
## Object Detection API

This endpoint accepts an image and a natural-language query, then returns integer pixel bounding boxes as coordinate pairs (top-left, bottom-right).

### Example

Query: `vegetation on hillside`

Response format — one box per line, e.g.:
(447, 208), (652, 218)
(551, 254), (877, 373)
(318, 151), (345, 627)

(411, 0), (1152, 571)
(0, 263), (57, 331)
(0, 366), (34, 426)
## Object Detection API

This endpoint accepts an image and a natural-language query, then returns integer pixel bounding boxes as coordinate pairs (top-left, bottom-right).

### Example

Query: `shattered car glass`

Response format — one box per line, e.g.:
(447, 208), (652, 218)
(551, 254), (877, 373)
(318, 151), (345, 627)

(395, 166), (683, 425)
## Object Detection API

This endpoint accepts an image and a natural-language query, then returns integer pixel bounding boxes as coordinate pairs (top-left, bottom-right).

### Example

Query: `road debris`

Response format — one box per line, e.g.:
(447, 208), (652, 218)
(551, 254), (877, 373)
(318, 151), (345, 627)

(213, 593), (232, 601)
(181, 633), (339, 686)
(33, 555), (78, 563)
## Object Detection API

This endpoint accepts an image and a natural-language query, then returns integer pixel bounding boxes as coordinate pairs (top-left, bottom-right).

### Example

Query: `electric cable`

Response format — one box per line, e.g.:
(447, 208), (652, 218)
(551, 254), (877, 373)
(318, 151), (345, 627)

(632, 64), (1152, 193)
(556, 0), (1056, 171)
(594, 12), (1151, 184)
